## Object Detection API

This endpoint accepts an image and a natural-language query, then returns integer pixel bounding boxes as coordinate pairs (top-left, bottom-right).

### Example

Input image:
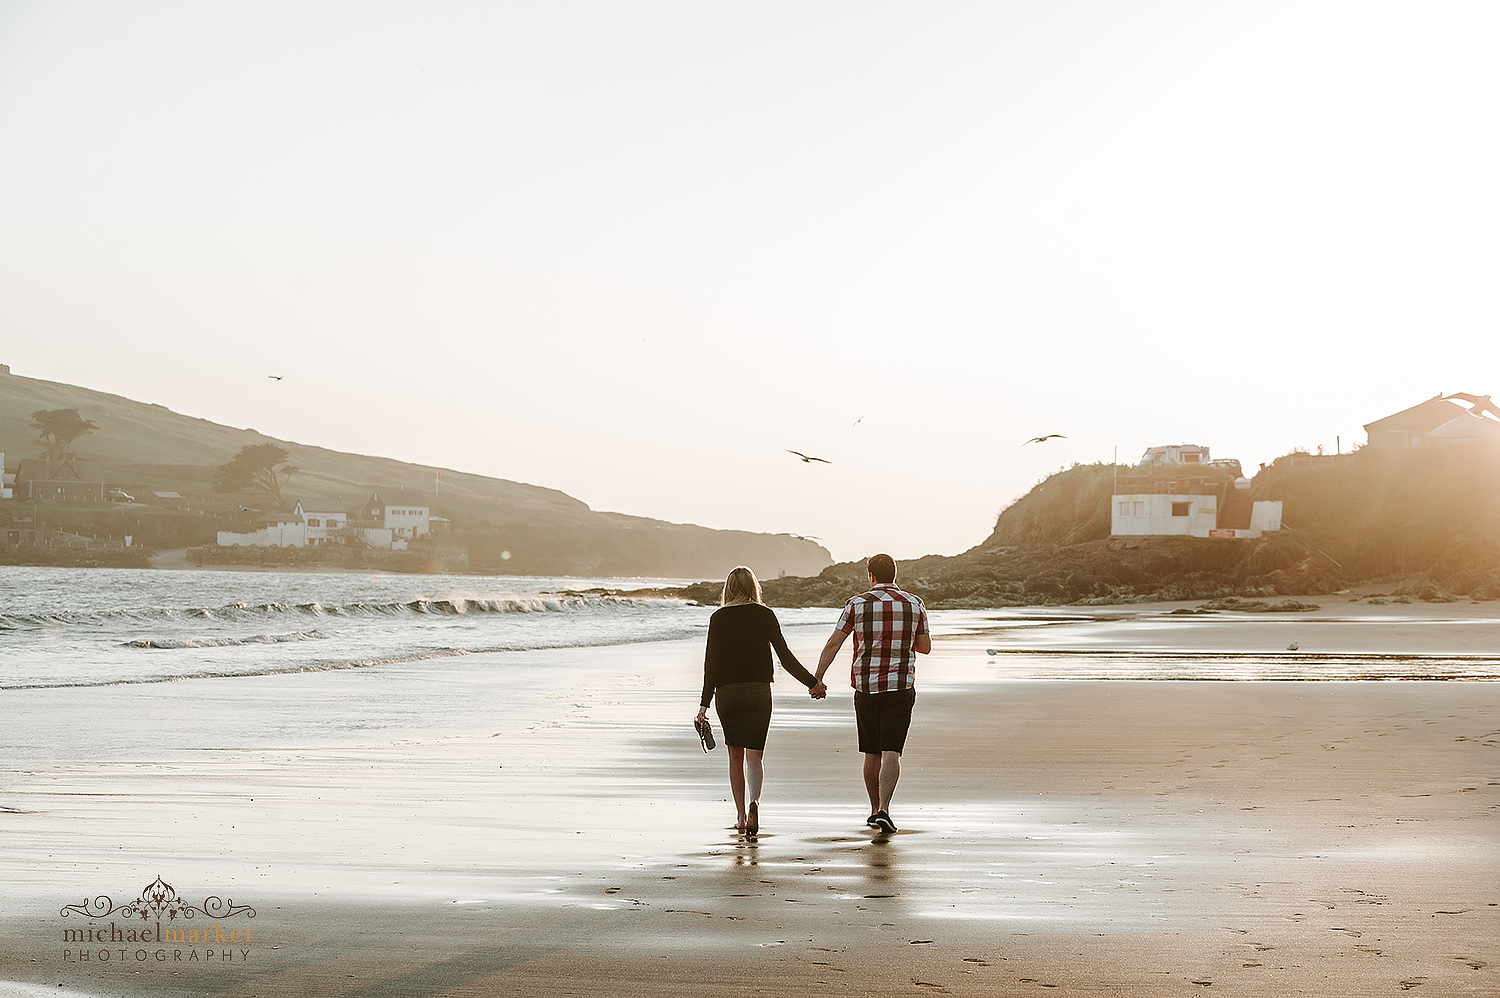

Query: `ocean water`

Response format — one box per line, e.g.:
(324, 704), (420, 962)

(4, 567), (1497, 690)
(0, 567), (734, 689)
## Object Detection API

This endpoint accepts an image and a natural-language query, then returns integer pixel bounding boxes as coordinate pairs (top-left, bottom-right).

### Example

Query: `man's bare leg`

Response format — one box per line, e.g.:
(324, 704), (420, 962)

(863, 753), (881, 814)
(878, 750), (901, 813)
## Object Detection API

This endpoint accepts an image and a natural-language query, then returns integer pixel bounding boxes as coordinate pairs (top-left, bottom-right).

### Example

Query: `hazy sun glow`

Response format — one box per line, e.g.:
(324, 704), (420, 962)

(2, 1), (1496, 560)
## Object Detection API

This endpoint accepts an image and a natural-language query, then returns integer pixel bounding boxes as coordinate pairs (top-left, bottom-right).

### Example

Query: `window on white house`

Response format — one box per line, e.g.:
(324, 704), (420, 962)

(1171, 502), (1190, 516)
(308, 519), (320, 527)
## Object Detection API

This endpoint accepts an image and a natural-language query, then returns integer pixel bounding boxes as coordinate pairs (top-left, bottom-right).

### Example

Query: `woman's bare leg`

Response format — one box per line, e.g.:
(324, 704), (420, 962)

(727, 746), (748, 830)
(745, 748), (765, 805)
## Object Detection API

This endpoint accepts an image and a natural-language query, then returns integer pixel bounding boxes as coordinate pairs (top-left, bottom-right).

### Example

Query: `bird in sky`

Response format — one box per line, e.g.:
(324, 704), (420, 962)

(852, 415), (865, 428)
(786, 449), (831, 464)
(268, 375), (283, 381)
(1021, 434), (1067, 446)
(790, 534), (823, 542)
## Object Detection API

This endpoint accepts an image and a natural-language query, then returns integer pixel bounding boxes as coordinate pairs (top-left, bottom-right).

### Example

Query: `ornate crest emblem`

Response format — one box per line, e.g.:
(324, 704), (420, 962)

(61, 876), (255, 920)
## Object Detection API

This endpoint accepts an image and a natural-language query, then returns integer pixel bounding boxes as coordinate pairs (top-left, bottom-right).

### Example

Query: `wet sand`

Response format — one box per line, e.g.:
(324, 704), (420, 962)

(1, 607), (1497, 996)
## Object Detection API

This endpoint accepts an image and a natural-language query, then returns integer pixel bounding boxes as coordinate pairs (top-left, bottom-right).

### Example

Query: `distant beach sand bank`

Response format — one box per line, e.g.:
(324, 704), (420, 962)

(1, 603), (1495, 996)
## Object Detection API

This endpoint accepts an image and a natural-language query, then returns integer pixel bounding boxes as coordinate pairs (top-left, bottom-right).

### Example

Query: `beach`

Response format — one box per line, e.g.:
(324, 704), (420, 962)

(1, 575), (1497, 996)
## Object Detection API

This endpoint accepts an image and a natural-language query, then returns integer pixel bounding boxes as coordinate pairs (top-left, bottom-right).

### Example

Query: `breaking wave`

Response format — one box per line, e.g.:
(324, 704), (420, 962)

(0, 594), (678, 631)
(122, 630), (330, 649)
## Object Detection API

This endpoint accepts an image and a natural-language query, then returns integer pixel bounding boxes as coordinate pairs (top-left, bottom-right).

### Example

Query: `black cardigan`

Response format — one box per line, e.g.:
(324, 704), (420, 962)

(700, 602), (818, 709)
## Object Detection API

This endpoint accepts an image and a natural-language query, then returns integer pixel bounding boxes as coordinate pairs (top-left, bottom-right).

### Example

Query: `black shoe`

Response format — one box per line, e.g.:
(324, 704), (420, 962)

(871, 809), (896, 833)
(866, 812), (880, 828)
(694, 717), (715, 751)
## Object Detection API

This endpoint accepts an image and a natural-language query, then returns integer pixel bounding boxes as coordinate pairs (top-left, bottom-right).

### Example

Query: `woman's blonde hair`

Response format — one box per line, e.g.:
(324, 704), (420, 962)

(721, 566), (763, 607)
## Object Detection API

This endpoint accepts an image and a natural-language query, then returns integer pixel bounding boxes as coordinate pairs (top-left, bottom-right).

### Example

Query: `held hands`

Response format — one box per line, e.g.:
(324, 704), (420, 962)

(808, 681), (828, 700)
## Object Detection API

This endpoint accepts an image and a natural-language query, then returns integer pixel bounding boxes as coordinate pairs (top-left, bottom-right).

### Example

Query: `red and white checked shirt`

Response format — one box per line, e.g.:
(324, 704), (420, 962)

(834, 583), (929, 693)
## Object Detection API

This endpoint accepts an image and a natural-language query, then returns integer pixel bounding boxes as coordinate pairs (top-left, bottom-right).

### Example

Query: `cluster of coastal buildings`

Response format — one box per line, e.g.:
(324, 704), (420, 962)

(216, 492), (441, 551)
(0, 447), (438, 552)
(1109, 393), (1500, 541)
(7, 391), (1498, 552)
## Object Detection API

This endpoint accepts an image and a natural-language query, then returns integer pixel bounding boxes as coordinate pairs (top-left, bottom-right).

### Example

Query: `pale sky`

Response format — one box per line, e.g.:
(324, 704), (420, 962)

(3, 1), (1498, 562)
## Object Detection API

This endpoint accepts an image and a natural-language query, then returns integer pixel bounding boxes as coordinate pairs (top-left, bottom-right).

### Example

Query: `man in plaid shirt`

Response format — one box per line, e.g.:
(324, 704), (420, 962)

(811, 553), (931, 832)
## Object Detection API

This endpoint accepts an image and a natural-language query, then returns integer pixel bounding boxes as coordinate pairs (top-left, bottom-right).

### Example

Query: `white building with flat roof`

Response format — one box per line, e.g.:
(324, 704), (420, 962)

(1112, 493), (1218, 536)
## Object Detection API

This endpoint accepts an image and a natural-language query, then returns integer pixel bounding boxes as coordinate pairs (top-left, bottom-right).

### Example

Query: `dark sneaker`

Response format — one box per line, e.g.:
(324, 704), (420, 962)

(872, 809), (897, 833)
(866, 812), (880, 828)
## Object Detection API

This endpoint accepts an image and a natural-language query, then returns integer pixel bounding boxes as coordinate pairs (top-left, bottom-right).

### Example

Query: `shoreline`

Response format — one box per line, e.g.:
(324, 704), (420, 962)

(2, 606), (1496, 995)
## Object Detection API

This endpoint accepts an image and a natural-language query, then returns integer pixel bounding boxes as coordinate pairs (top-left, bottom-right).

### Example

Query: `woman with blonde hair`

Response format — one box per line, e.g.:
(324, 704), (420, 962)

(696, 565), (826, 835)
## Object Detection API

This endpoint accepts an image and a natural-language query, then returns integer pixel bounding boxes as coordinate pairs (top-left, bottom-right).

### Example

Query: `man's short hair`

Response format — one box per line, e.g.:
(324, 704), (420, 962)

(867, 553), (897, 584)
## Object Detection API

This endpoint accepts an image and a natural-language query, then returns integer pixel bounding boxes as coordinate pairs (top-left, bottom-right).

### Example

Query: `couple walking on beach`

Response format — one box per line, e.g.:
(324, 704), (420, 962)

(694, 554), (931, 836)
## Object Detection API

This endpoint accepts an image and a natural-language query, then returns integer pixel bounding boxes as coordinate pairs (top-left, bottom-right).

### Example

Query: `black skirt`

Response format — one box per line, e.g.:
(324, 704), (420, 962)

(714, 681), (773, 751)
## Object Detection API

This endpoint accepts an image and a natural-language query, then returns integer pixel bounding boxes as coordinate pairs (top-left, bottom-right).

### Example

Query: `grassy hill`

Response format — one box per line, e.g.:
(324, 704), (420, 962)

(0, 366), (831, 579)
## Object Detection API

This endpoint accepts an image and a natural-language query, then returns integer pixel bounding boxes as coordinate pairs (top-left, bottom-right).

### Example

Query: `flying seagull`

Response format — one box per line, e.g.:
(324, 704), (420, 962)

(786, 449), (831, 464)
(1021, 434), (1067, 446)
(790, 534), (823, 542)
(852, 415), (865, 428)
(268, 375), (283, 381)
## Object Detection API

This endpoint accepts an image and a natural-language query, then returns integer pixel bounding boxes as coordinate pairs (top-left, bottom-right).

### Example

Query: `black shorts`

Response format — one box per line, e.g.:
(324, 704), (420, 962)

(854, 686), (916, 755)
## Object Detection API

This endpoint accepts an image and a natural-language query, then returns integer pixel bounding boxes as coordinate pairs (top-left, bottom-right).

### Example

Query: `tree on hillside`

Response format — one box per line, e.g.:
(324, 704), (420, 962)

(213, 443), (298, 510)
(31, 408), (99, 463)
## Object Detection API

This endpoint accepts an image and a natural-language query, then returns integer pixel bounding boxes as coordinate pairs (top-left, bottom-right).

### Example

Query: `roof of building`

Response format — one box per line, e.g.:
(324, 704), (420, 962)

(377, 488), (432, 507)
(14, 458), (105, 482)
(297, 500), (349, 514)
(1364, 397), (1469, 435)
(1427, 413), (1500, 440)
(151, 491), (184, 499)
(256, 511), (304, 524)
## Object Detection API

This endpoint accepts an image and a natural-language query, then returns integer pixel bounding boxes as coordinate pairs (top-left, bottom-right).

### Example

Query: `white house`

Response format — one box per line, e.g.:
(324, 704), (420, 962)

(1111, 494), (1284, 539)
(1141, 443), (1211, 466)
(297, 500), (349, 546)
(1112, 493), (1219, 536)
(217, 511), (307, 548)
(1112, 449), (1283, 539)
(361, 491), (431, 540)
(218, 494), (426, 551)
